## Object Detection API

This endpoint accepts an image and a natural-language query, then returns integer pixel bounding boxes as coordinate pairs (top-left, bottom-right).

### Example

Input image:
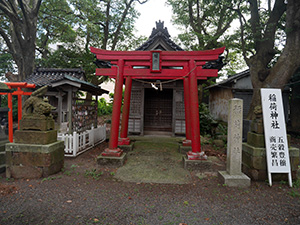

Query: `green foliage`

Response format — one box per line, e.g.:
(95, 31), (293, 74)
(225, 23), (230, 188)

(0, 95), (18, 121)
(199, 103), (215, 135)
(166, 0), (247, 76)
(97, 97), (113, 116)
(84, 169), (103, 180)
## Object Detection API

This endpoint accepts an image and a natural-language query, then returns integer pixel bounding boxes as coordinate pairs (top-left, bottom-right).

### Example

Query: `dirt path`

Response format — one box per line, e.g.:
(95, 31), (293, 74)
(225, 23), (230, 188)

(1, 137), (300, 224)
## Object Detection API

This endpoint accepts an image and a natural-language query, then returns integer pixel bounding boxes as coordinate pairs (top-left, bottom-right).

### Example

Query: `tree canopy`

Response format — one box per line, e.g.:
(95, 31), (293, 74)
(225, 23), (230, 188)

(0, 0), (148, 81)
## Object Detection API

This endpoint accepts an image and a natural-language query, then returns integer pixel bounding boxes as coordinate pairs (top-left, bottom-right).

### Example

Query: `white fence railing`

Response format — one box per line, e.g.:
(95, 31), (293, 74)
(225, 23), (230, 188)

(58, 124), (106, 157)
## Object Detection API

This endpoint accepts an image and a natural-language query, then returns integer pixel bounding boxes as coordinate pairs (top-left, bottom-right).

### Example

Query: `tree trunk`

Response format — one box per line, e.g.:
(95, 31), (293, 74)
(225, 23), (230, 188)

(246, 0), (300, 119)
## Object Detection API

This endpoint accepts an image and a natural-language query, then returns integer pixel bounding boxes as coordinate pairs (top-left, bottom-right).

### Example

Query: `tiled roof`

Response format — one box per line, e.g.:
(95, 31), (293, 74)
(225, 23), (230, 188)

(205, 69), (250, 89)
(136, 20), (183, 51)
(24, 68), (86, 87)
(23, 68), (108, 95)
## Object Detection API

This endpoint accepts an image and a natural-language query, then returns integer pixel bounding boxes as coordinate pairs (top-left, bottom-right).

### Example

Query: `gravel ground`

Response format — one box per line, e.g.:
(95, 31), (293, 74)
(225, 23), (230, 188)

(1, 137), (300, 225)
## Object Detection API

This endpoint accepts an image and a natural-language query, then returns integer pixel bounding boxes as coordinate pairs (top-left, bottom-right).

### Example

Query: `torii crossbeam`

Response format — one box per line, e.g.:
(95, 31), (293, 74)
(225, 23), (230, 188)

(91, 46), (225, 160)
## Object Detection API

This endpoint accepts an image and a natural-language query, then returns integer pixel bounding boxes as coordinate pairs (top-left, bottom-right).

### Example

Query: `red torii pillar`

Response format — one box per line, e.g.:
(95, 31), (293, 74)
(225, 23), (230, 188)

(183, 77), (192, 146)
(101, 60), (125, 157)
(0, 82), (35, 142)
(119, 77), (132, 145)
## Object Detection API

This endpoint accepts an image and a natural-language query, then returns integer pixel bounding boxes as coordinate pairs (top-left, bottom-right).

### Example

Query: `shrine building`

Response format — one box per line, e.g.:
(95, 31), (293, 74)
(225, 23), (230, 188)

(91, 21), (225, 160)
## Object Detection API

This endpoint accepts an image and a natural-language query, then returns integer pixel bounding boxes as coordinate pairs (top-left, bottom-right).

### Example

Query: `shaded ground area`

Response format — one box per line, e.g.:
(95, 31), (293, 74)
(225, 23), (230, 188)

(116, 136), (192, 184)
(0, 136), (300, 224)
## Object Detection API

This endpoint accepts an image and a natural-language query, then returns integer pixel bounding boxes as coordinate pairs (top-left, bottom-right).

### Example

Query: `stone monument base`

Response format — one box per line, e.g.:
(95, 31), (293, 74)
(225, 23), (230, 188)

(182, 156), (212, 170)
(20, 117), (55, 131)
(97, 153), (127, 166)
(14, 130), (57, 145)
(242, 142), (300, 181)
(118, 142), (134, 152)
(218, 171), (251, 187)
(178, 145), (192, 154)
(5, 141), (64, 179)
(0, 140), (9, 173)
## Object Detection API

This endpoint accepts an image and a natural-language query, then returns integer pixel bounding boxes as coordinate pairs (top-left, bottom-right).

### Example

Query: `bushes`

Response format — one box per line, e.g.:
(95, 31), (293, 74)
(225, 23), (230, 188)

(97, 97), (112, 116)
(199, 103), (226, 136)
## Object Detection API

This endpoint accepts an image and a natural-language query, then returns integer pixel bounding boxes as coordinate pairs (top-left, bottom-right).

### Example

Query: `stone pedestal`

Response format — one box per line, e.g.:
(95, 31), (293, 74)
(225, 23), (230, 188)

(5, 116), (64, 179)
(219, 99), (251, 187)
(183, 156), (212, 170)
(14, 130), (57, 145)
(0, 140), (9, 173)
(98, 153), (127, 166)
(242, 132), (299, 180)
(6, 141), (64, 179)
(118, 142), (134, 152)
(179, 145), (192, 154)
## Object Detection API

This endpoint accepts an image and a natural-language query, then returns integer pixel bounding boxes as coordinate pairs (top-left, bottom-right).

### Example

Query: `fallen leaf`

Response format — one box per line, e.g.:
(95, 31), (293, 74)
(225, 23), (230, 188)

(94, 218), (99, 222)
(66, 200), (72, 203)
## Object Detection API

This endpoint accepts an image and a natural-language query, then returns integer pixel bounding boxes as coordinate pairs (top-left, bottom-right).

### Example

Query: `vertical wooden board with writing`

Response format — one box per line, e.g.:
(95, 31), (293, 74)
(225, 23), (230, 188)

(261, 89), (291, 175)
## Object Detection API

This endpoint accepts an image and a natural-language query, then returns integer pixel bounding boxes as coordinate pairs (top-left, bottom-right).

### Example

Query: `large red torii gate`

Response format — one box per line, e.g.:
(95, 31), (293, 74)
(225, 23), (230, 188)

(91, 46), (225, 160)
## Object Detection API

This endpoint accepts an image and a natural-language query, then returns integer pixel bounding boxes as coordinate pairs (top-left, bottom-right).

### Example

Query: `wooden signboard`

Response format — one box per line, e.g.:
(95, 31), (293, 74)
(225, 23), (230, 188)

(261, 88), (292, 187)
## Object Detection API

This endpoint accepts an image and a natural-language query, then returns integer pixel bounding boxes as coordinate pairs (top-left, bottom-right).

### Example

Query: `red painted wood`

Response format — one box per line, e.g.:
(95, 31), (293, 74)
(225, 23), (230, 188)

(108, 60), (125, 150)
(90, 46), (225, 57)
(96, 68), (218, 79)
(1, 83), (35, 142)
(184, 77), (191, 140)
(8, 93), (13, 142)
(120, 77), (132, 139)
(188, 60), (201, 153)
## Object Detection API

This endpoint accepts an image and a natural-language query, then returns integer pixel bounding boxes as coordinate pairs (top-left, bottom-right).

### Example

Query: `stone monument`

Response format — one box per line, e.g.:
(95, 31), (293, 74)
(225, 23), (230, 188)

(219, 98), (251, 187)
(6, 86), (65, 179)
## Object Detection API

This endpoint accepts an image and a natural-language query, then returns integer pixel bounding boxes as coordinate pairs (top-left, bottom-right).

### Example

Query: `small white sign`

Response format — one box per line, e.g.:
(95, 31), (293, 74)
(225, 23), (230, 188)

(261, 88), (292, 187)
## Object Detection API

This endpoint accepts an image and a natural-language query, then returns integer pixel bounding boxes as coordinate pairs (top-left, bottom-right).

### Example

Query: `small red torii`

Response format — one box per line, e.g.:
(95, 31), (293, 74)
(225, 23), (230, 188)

(90, 46), (225, 160)
(0, 82), (35, 142)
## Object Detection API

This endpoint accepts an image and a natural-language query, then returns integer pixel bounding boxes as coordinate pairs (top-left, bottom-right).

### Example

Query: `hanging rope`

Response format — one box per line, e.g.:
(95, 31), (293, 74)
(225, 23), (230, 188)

(131, 65), (199, 90)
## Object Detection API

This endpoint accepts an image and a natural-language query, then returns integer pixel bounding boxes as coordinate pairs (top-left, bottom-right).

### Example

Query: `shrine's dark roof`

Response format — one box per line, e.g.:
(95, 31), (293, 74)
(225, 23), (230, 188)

(24, 68), (108, 95)
(24, 68), (86, 86)
(136, 20), (183, 51)
(205, 69), (250, 89)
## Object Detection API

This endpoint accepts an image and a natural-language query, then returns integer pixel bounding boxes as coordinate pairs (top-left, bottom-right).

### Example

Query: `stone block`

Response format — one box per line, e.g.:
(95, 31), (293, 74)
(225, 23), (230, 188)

(242, 143), (300, 181)
(251, 121), (264, 134)
(118, 143), (134, 152)
(178, 145), (192, 154)
(182, 156), (212, 171)
(0, 140), (9, 173)
(14, 130), (57, 145)
(97, 153), (127, 167)
(218, 171), (251, 187)
(20, 118), (55, 131)
(5, 141), (64, 179)
(247, 132), (265, 148)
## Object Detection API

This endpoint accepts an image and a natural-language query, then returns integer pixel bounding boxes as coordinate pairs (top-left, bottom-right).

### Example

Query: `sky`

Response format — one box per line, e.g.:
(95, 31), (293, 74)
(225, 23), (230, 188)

(100, 0), (178, 99)
(134, 0), (180, 38)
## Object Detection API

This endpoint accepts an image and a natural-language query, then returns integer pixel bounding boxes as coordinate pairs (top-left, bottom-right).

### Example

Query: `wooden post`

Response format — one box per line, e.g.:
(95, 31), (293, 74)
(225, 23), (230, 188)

(102, 60), (124, 157)
(119, 76), (132, 145)
(7, 92), (13, 143)
(17, 88), (22, 130)
(187, 60), (206, 160)
(183, 77), (192, 146)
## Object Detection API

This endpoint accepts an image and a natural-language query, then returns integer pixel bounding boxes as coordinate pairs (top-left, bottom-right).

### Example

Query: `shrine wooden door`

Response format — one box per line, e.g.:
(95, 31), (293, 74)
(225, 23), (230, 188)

(144, 88), (173, 132)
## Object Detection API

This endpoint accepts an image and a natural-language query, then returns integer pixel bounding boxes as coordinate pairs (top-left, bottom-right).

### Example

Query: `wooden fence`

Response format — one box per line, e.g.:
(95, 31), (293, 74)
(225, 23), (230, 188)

(58, 124), (106, 157)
